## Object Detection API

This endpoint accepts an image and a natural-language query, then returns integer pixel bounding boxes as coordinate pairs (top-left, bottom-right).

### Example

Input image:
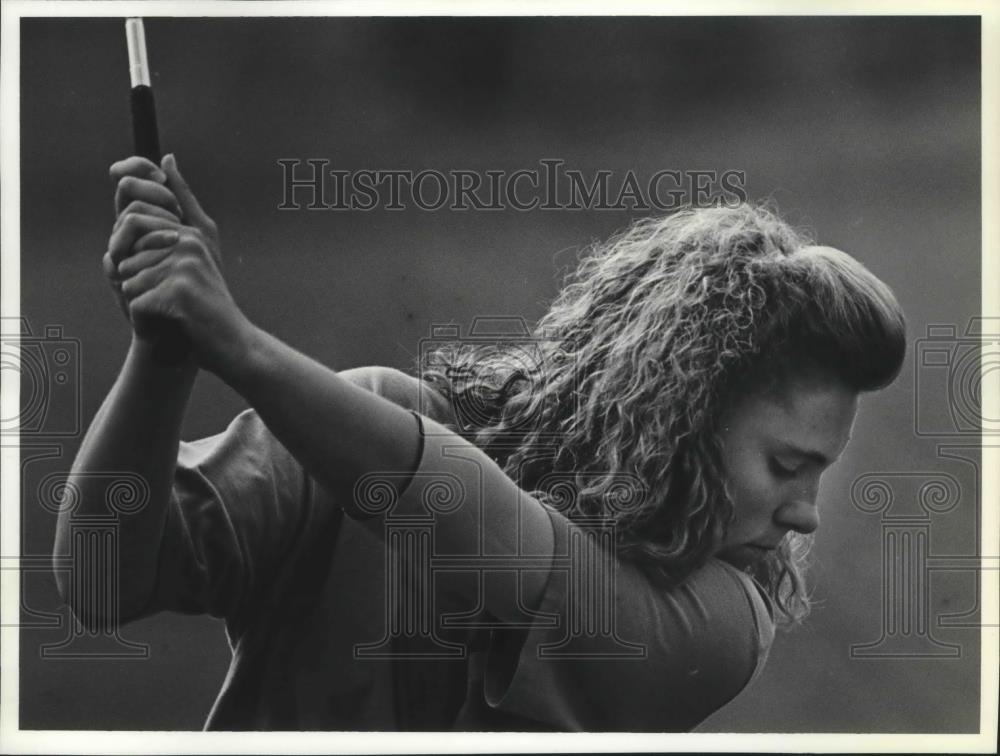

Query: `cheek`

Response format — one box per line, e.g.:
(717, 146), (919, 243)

(724, 454), (775, 524)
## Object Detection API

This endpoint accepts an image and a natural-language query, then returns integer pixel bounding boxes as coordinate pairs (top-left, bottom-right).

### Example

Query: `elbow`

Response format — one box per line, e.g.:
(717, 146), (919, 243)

(50, 509), (153, 627)
(49, 470), (96, 610)
(50, 527), (104, 627)
(52, 563), (70, 609)
(53, 568), (150, 629)
(51, 517), (70, 607)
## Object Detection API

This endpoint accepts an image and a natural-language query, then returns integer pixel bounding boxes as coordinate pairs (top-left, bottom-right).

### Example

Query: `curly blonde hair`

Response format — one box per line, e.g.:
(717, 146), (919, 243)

(420, 204), (906, 624)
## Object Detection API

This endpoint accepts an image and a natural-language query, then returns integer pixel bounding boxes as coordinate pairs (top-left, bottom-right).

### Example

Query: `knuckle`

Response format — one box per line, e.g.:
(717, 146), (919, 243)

(124, 199), (148, 217)
(174, 235), (194, 254)
(177, 235), (206, 256)
(174, 256), (201, 277)
(107, 236), (127, 262)
(121, 214), (140, 234)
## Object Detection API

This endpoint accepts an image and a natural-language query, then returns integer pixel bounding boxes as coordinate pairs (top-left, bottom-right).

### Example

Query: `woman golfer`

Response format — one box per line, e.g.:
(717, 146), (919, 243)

(56, 154), (906, 731)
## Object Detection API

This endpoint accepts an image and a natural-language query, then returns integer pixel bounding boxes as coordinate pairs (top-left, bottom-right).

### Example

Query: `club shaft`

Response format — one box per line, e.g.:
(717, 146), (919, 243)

(126, 18), (161, 162)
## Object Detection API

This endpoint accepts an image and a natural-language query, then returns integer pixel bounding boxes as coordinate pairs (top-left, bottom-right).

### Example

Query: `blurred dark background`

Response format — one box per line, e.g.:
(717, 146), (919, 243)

(16, 16), (981, 731)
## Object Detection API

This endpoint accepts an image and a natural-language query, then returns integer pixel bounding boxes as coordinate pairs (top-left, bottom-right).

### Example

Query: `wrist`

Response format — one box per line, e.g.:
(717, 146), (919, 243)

(128, 334), (198, 380)
(210, 315), (267, 391)
(122, 335), (199, 417)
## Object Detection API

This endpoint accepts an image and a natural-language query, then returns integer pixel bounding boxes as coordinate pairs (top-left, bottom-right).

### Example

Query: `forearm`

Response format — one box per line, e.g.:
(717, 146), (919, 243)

(217, 325), (420, 509)
(214, 324), (555, 620)
(54, 338), (197, 619)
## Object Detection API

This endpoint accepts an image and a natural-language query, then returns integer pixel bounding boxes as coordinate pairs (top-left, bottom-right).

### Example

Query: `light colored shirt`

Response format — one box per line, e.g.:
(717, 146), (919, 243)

(139, 366), (774, 731)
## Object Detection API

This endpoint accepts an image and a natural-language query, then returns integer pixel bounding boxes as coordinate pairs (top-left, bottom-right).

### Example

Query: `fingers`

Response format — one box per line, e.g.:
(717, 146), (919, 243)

(117, 242), (175, 279)
(120, 255), (174, 301)
(161, 154), (215, 233)
(102, 249), (121, 282)
(110, 155), (182, 217)
(133, 228), (180, 253)
(109, 154), (216, 241)
(108, 214), (178, 267)
(104, 228), (177, 286)
(114, 175), (184, 218)
(109, 156), (165, 184)
(113, 200), (181, 232)
(115, 228), (209, 286)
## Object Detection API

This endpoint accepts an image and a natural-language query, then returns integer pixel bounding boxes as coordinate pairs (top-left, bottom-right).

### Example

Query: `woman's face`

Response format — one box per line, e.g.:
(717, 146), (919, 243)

(715, 373), (859, 568)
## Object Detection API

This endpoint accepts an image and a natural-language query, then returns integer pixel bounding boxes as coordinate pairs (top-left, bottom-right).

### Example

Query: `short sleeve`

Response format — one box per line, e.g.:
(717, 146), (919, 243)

(396, 413), (775, 732)
(481, 512), (775, 730)
(145, 407), (318, 623)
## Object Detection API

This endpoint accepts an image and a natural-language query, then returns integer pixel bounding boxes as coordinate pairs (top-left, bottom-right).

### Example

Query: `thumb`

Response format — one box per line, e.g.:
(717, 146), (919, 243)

(161, 154), (210, 228)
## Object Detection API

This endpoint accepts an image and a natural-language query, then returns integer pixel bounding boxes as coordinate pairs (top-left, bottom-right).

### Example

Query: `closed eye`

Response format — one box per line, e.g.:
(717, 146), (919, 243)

(769, 457), (800, 479)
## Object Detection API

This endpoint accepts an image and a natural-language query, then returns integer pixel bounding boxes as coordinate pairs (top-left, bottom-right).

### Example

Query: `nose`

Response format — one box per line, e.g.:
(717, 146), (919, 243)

(775, 496), (820, 535)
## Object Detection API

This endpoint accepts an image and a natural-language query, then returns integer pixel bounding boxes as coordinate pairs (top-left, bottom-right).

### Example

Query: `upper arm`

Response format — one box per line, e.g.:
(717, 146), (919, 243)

(359, 411), (556, 621)
(145, 366), (448, 623)
(376, 412), (771, 730)
(480, 545), (772, 731)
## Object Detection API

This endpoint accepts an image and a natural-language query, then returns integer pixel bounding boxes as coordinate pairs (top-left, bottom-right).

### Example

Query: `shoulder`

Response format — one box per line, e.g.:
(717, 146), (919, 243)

(339, 365), (454, 424)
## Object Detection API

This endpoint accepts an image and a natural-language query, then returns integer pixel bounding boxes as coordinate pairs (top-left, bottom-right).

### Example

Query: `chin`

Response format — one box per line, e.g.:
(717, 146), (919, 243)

(718, 544), (772, 570)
